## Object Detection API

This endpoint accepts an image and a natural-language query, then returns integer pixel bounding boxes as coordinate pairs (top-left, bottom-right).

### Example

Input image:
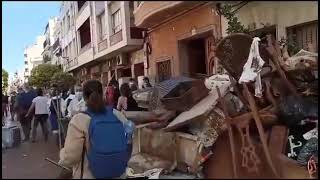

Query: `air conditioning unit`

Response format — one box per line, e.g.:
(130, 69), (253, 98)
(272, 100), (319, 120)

(116, 54), (128, 66)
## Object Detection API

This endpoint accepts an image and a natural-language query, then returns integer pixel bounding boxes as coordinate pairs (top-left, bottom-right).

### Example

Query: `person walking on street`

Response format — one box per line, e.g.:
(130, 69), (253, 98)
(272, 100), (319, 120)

(14, 84), (36, 142)
(26, 88), (50, 142)
(64, 87), (75, 118)
(48, 87), (66, 135)
(117, 83), (139, 111)
(9, 91), (17, 121)
(59, 80), (131, 179)
(67, 85), (86, 118)
(2, 93), (9, 117)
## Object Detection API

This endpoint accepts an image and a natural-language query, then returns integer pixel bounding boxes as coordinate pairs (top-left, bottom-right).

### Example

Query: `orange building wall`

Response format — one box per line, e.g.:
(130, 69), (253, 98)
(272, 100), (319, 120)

(148, 5), (221, 79)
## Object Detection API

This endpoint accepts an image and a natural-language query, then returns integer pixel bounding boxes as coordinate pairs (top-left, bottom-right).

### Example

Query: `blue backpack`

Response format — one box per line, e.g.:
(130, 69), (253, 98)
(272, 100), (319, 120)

(81, 107), (130, 179)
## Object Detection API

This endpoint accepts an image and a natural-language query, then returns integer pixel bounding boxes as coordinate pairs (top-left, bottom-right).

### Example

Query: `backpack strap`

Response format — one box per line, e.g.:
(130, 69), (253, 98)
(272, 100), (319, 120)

(80, 139), (85, 179)
(80, 111), (91, 179)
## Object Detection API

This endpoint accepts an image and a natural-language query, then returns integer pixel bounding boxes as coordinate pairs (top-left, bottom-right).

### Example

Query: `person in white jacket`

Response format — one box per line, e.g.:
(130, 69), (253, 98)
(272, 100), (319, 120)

(67, 86), (86, 118)
(64, 88), (76, 117)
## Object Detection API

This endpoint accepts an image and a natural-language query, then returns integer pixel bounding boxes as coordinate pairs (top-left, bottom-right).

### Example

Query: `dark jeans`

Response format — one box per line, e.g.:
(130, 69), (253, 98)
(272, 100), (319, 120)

(2, 103), (8, 117)
(10, 105), (15, 121)
(32, 114), (49, 141)
(19, 114), (32, 141)
(127, 143), (133, 159)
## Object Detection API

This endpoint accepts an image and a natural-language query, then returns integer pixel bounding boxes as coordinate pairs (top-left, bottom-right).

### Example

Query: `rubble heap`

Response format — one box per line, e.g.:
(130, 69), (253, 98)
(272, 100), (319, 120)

(125, 33), (318, 179)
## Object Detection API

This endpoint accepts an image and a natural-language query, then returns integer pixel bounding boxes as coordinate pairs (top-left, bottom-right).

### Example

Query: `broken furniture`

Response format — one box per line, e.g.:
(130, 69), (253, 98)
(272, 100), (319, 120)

(128, 127), (208, 177)
(212, 33), (304, 178)
(156, 76), (209, 112)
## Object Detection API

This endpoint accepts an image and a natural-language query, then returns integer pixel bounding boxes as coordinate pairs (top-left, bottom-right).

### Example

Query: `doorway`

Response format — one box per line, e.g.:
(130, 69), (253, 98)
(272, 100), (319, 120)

(134, 63), (144, 79)
(179, 34), (209, 78)
(118, 68), (132, 78)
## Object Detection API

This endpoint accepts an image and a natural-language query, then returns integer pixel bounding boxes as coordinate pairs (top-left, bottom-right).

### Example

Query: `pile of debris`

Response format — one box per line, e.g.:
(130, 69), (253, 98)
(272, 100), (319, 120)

(125, 34), (318, 179)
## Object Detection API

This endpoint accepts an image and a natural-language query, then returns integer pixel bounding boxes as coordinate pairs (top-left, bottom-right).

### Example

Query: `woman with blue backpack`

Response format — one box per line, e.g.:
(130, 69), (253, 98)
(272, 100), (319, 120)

(58, 80), (133, 179)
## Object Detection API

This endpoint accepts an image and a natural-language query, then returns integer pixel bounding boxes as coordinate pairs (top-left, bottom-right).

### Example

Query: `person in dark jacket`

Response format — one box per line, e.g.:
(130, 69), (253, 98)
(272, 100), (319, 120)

(15, 84), (37, 141)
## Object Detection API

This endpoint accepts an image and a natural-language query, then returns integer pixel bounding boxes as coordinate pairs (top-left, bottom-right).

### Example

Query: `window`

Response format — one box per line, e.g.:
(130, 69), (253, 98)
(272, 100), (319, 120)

(24, 54), (27, 58)
(79, 18), (91, 48)
(287, 20), (318, 53)
(157, 60), (171, 82)
(68, 43), (72, 59)
(73, 39), (77, 57)
(111, 9), (121, 34)
(66, 11), (70, 31)
(97, 11), (106, 41)
(70, 5), (74, 27)
(25, 68), (29, 72)
(24, 61), (28, 65)
(77, 1), (86, 11)
(61, 21), (64, 36)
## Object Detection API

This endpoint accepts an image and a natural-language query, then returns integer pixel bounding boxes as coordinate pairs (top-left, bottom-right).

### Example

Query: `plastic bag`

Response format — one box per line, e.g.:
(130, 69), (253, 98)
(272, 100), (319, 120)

(278, 96), (318, 126)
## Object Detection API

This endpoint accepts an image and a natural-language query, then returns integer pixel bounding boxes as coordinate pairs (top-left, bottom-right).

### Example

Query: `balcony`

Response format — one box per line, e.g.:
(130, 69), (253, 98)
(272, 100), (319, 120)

(110, 30), (123, 46)
(43, 40), (48, 49)
(52, 38), (60, 51)
(65, 58), (79, 72)
(134, 1), (204, 28)
(98, 39), (108, 52)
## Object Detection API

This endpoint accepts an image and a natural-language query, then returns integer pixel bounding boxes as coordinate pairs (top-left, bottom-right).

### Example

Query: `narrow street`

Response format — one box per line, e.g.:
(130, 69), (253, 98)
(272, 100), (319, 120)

(2, 114), (61, 179)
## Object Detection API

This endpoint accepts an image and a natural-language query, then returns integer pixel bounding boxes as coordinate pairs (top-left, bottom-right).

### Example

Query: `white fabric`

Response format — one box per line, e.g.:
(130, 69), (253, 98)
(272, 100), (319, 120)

(32, 96), (50, 115)
(238, 37), (265, 97)
(67, 98), (87, 118)
(65, 94), (75, 103)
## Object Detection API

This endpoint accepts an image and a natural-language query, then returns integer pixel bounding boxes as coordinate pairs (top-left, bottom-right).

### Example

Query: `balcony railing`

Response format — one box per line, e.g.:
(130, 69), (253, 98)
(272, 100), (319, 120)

(98, 39), (108, 52)
(65, 58), (79, 71)
(130, 27), (144, 39)
(110, 30), (123, 46)
(52, 38), (60, 51)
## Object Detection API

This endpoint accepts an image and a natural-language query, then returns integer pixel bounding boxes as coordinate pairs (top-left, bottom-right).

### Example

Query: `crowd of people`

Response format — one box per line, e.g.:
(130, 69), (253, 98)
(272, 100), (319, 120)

(2, 76), (153, 178)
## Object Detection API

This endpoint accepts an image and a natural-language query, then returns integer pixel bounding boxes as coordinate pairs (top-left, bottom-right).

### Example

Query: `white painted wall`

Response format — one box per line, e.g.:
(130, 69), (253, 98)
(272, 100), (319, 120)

(24, 36), (46, 77)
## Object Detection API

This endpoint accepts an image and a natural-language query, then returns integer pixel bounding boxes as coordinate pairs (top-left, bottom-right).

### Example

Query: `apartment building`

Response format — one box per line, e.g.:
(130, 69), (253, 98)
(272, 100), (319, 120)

(59, 1), (78, 72)
(42, 17), (59, 65)
(24, 36), (46, 81)
(133, 2), (221, 82)
(222, 1), (318, 53)
(52, 18), (62, 66)
(59, 1), (145, 86)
